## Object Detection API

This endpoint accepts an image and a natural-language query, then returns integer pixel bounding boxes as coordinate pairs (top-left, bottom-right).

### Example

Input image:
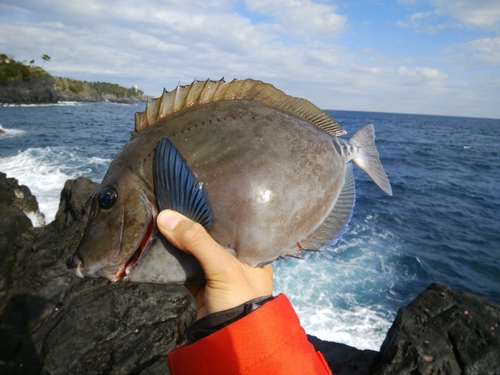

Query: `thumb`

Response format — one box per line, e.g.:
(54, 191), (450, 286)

(156, 210), (232, 270)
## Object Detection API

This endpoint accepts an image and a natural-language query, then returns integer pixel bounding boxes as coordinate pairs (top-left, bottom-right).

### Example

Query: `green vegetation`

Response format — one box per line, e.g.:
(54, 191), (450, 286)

(1, 53), (144, 103)
(88, 81), (143, 97)
(53, 77), (91, 93)
(53, 77), (143, 96)
(0, 53), (50, 84)
(41, 54), (51, 68)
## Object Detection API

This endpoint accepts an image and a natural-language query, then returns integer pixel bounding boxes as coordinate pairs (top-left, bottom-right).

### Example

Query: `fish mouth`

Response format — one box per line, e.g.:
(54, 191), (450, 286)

(112, 189), (158, 282)
(67, 254), (85, 278)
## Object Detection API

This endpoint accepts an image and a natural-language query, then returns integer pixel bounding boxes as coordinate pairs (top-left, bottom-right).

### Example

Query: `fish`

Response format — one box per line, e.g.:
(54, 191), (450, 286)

(67, 78), (392, 284)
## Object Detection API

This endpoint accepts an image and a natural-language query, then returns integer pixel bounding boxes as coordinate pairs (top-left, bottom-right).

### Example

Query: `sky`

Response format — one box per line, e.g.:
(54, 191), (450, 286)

(1, 0), (500, 119)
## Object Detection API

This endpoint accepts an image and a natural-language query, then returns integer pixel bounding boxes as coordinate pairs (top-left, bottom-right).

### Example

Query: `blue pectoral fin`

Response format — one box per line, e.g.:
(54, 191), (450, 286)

(153, 137), (213, 228)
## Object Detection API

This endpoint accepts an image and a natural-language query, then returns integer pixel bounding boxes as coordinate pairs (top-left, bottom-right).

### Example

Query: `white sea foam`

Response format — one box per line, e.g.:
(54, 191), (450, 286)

(273, 227), (401, 350)
(3, 101), (83, 107)
(0, 124), (26, 137)
(56, 101), (81, 106)
(26, 210), (46, 227)
(297, 303), (392, 350)
(0, 147), (108, 223)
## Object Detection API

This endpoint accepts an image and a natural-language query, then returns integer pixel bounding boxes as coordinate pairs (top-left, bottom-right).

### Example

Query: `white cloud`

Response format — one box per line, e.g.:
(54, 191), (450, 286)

(395, 11), (434, 29)
(0, 1), (352, 101)
(397, 66), (447, 80)
(397, 0), (500, 32)
(446, 37), (500, 66)
(244, 0), (347, 38)
(432, 0), (500, 29)
(0, 0), (499, 118)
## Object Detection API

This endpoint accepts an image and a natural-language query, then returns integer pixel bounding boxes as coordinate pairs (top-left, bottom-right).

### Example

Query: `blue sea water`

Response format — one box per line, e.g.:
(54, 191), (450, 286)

(1, 102), (499, 350)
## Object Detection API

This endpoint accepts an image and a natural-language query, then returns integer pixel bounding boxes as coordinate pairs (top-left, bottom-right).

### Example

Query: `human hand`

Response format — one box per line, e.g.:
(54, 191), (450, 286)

(156, 210), (273, 320)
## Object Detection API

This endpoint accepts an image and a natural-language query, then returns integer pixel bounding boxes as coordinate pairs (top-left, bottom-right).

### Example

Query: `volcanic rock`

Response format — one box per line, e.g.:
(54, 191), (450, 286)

(0, 175), (196, 374)
(372, 283), (500, 375)
(309, 335), (377, 375)
(0, 172), (44, 250)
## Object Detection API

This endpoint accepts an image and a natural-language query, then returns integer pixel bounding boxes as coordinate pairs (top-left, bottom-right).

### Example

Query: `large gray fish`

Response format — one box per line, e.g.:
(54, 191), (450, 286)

(67, 78), (392, 284)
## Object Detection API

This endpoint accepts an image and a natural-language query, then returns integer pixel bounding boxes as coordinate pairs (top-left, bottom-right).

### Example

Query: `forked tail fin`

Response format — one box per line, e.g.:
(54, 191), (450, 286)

(350, 124), (393, 196)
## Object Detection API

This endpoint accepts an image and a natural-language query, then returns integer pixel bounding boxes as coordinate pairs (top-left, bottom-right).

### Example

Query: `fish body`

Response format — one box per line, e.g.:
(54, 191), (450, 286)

(67, 79), (392, 284)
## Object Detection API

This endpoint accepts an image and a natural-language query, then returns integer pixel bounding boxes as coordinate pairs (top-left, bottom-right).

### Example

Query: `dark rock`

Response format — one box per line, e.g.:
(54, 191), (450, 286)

(54, 176), (97, 230)
(309, 335), (377, 375)
(0, 175), (196, 374)
(0, 76), (58, 105)
(372, 283), (500, 375)
(0, 172), (44, 250)
(0, 172), (45, 231)
(0, 204), (32, 251)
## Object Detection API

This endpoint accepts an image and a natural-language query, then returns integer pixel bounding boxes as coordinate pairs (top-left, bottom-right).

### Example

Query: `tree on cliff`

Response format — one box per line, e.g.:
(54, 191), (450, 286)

(0, 54), (56, 104)
(42, 54), (51, 68)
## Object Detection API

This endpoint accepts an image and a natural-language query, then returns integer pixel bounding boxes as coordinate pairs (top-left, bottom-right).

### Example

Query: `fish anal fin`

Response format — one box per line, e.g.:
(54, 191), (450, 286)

(301, 163), (356, 250)
(153, 137), (213, 228)
(134, 78), (346, 137)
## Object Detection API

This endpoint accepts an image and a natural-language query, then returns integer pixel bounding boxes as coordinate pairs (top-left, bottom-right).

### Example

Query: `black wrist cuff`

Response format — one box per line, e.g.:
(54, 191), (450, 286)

(186, 295), (274, 344)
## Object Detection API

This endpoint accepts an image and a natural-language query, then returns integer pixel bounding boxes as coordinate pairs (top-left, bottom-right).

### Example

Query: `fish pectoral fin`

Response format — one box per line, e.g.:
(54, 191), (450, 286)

(350, 124), (393, 196)
(153, 137), (213, 228)
(301, 163), (356, 250)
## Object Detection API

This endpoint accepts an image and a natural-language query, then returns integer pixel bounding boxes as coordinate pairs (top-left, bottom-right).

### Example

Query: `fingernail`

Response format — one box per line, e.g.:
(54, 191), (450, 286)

(157, 210), (181, 231)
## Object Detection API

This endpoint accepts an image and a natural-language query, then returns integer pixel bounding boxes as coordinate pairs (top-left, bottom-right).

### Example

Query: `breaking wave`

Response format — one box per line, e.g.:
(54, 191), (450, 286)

(0, 124), (26, 137)
(273, 219), (427, 350)
(0, 147), (110, 223)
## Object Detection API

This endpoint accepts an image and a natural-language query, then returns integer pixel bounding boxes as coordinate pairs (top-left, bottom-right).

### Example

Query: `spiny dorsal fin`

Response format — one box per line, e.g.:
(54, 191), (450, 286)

(134, 78), (346, 136)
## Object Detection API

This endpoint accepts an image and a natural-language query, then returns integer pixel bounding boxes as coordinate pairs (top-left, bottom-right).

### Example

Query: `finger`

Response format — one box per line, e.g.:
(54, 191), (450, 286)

(157, 210), (237, 273)
(185, 284), (206, 313)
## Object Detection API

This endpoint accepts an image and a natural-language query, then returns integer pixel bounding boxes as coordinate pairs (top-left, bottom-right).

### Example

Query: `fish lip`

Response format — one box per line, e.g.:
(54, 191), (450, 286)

(67, 254), (85, 278)
(112, 189), (158, 282)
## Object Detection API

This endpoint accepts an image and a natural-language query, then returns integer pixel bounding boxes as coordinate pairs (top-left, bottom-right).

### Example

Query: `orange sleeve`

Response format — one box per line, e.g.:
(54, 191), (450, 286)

(168, 294), (332, 375)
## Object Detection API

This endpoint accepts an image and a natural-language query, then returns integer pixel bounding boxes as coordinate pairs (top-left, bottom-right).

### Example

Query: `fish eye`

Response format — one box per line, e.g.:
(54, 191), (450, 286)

(98, 186), (118, 209)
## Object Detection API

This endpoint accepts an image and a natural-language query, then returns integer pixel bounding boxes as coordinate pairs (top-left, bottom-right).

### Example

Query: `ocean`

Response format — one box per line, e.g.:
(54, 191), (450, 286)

(1, 102), (499, 351)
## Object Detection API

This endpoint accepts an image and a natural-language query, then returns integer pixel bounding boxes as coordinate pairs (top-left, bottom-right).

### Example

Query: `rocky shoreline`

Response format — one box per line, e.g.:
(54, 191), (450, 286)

(55, 90), (148, 104)
(0, 77), (147, 105)
(1, 173), (499, 374)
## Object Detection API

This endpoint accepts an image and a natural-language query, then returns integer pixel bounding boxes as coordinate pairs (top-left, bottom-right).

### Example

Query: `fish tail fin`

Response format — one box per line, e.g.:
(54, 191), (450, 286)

(350, 124), (393, 196)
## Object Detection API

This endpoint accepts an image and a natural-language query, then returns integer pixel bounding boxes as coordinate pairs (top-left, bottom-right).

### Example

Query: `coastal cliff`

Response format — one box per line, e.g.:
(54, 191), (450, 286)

(0, 54), (147, 104)
(0, 174), (499, 374)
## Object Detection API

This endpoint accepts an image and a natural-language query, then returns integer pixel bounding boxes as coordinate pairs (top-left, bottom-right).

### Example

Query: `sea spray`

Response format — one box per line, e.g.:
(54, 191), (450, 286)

(0, 147), (110, 223)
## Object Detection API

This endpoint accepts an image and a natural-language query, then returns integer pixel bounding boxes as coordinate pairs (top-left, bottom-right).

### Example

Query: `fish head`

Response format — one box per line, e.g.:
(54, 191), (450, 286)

(67, 153), (158, 282)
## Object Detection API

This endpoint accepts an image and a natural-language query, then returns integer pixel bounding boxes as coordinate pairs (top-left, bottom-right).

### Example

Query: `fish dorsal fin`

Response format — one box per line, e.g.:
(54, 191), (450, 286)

(134, 78), (346, 137)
